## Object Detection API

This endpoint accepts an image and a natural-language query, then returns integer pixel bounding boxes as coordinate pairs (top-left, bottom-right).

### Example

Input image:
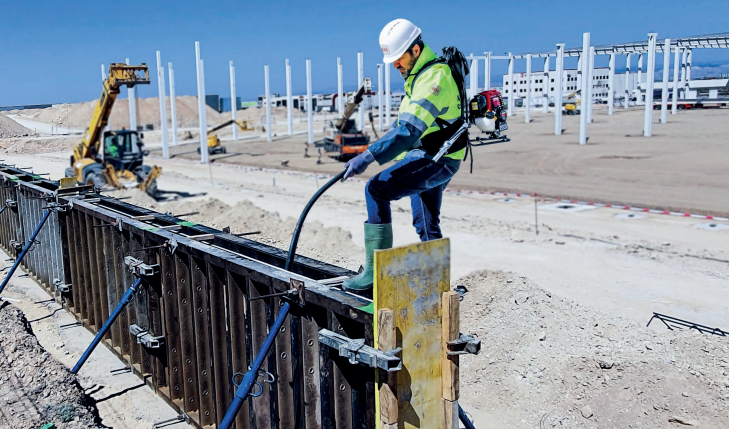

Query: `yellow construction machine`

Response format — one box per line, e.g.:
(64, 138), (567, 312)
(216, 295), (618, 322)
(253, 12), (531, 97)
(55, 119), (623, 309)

(563, 90), (582, 115)
(198, 119), (254, 155)
(65, 63), (161, 197)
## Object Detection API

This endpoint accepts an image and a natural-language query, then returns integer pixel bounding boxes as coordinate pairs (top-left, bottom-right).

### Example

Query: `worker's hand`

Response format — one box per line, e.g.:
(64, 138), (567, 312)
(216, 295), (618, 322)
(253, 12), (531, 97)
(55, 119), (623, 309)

(342, 150), (375, 182)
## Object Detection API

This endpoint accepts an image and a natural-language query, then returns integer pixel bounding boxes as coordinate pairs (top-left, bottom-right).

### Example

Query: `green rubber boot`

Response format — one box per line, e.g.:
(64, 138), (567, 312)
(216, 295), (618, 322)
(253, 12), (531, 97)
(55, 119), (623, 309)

(343, 223), (393, 292)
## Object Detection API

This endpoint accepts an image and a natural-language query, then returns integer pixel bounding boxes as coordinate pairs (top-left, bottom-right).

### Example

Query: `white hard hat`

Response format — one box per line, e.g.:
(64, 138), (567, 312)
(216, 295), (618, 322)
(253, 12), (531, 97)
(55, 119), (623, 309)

(379, 19), (421, 63)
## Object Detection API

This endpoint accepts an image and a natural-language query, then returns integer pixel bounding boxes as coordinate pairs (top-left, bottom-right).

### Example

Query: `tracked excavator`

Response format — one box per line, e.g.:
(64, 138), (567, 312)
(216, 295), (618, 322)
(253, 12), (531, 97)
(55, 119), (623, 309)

(65, 63), (161, 197)
(315, 78), (372, 161)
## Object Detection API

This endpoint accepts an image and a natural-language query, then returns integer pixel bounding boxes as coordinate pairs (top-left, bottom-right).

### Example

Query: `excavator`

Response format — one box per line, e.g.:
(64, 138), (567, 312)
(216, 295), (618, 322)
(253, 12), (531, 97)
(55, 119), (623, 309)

(198, 119), (254, 155)
(563, 89), (582, 115)
(65, 63), (161, 197)
(315, 78), (372, 161)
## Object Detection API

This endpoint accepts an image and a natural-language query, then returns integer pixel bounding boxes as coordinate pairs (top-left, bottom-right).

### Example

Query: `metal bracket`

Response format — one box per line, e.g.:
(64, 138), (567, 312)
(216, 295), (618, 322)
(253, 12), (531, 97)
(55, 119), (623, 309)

(251, 278), (305, 306)
(318, 329), (402, 372)
(42, 202), (70, 213)
(124, 256), (160, 277)
(53, 278), (72, 293)
(135, 237), (178, 255)
(129, 324), (165, 348)
(9, 240), (22, 252)
(446, 334), (481, 356)
(5, 199), (16, 208)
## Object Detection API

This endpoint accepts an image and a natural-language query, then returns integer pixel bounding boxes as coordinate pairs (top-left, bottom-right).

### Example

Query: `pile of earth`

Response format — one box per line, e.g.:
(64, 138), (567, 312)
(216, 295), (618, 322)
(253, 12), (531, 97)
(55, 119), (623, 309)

(0, 114), (34, 139)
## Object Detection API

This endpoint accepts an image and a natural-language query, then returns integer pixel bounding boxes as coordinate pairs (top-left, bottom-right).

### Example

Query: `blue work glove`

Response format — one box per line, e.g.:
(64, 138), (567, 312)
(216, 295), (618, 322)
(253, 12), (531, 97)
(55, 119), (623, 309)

(342, 150), (375, 182)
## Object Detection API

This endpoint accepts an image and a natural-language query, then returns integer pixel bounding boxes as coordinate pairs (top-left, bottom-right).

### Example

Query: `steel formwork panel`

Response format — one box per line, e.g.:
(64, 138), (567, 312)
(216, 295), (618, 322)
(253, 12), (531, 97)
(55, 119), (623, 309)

(0, 164), (375, 429)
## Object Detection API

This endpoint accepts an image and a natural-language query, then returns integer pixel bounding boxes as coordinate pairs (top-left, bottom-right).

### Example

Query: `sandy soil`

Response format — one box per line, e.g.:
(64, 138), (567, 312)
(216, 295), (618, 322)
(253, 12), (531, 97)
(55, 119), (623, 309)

(0, 302), (102, 429)
(1, 103), (728, 427)
(0, 114), (34, 139)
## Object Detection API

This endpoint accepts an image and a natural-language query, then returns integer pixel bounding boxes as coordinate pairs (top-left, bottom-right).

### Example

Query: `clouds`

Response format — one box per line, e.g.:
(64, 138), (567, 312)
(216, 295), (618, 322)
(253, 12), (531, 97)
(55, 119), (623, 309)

(690, 64), (729, 78)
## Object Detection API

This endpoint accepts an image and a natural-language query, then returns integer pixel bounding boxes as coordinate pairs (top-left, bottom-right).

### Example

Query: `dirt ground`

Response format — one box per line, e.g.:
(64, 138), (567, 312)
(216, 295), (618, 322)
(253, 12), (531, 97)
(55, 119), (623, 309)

(1, 102), (728, 427)
(0, 301), (102, 429)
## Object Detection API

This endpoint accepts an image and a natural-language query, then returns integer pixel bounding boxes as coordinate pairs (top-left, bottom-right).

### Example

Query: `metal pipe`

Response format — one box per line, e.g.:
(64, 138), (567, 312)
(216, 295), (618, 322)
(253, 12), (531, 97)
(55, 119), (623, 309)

(156, 51), (169, 159)
(579, 32), (590, 145)
(660, 38), (671, 124)
(218, 301), (291, 429)
(195, 42), (209, 163)
(168, 63), (178, 146)
(507, 52), (514, 116)
(71, 278), (143, 374)
(385, 65), (391, 128)
(337, 58), (344, 113)
(265, 65), (272, 142)
(644, 33), (657, 137)
(230, 61), (238, 140)
(671, 48), (680, 114)
(306, 59), (313, 144)
(459, 404), (477, 429)
(286, 59), (293, 135)
(358, 51), (365, 132)
(0, 210), (51, 295)
(377, 64), (383, 131)
(126, 58), (138, 132)
(554, 43), (564, 135)
(525, 54), (532, 124)
(608, 53), (615, 115)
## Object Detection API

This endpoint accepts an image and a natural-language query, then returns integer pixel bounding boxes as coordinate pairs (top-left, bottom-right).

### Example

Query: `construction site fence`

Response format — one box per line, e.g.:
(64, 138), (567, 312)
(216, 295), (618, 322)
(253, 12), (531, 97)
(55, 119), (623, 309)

(0, 165), (376, 429)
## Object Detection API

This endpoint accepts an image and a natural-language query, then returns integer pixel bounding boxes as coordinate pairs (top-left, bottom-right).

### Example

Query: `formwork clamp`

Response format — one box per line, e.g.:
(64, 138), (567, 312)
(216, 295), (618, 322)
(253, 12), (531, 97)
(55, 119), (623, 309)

(446, 334), (481, 356)
(124, 256), (159, 277)
(318, 328), (402, 372)
(129, 324), (165, 349)
(5, 199), (16, 208)
(41, 202), (70, 213)
(53, 278), (72, 293)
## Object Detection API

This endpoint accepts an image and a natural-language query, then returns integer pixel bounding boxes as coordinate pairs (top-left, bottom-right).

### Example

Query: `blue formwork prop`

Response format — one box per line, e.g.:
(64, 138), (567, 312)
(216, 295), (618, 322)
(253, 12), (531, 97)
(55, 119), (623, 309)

(0, 210), (52, 296)
(71, 278), (143, 374)
(459, 404), (477, 429)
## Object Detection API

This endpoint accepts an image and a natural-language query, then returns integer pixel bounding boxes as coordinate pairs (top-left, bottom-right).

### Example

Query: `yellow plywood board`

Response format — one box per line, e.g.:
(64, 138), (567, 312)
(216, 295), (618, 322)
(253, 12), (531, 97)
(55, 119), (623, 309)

(374, 238), (450, 429)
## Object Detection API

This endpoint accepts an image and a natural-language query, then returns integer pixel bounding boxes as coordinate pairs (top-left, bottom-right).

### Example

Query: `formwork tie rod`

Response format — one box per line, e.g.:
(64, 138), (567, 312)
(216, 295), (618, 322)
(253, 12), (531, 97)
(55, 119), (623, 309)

(71, 277), (142, 374)
(0, 210), (52, 296)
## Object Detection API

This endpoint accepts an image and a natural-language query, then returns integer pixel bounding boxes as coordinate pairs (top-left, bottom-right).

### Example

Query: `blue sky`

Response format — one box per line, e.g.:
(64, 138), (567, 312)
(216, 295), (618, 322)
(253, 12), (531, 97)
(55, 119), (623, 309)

(1, 0), (727, 105)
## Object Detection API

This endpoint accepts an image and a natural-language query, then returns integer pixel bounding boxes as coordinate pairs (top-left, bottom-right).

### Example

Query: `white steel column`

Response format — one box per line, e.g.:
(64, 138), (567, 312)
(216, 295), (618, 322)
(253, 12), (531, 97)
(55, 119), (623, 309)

(264, 65), (272, 142)
(471, 56), (479, 96)
(483, 51), (491, 91)
(686, 49), (693, 82)
(156, 51), (169, 159)
(507, 52), (514, 116)
(357, 51), (364, 131)
(195, 42), (208, 163)
(624, 53), (632, 109)
(579, 32), (590, 145)
(337, 58), (344, 113)
(101, 64), (107, 81)
(608, 53), (615, 115)
(543, 56), (550, 112)
(525, 54), (532, 123)
(377, 64), (384, 131)
(385, 65), (391, 128)
(168, 63), (178, 146)
(637, 54), (645, 104)
(660, 38), (671, 123)
(554, 43), (564, 135)
(680, 49), (687, 96)
(643, 33), (657, 137)
(306, 59), (313, 144)
(126, 58), (138, 132)
(672, 48), (680, 114)
(286, 59), (293, 135)
(229, 61), (238, 140)
(469, 53), (476, 98)
(587, 46), (595, 123)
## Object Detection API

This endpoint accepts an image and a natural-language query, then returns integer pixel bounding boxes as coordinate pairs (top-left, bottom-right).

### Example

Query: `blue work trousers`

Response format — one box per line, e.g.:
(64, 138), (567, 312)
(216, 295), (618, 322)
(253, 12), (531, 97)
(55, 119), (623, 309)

(365, 150), (459, 241)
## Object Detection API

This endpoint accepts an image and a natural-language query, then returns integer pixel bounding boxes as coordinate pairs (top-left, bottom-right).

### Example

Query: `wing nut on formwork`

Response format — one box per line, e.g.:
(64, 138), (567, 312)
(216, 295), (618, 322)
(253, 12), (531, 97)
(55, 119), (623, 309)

(53, 278), (72, 293)
(129, 324), (165, 348)
(318, 328), (402, 372)
(446, 334), (481, 356)
(124, 256), (160, 277)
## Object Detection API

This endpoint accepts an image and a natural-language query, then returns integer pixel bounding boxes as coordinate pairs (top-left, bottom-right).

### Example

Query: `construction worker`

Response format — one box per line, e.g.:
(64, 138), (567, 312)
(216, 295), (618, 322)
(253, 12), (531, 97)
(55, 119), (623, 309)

(341, 18), (464, 291)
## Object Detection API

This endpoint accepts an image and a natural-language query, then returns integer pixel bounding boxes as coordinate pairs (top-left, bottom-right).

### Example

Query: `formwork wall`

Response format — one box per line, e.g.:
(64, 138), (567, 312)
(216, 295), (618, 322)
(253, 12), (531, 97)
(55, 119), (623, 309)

(0, 166), (376, 429)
